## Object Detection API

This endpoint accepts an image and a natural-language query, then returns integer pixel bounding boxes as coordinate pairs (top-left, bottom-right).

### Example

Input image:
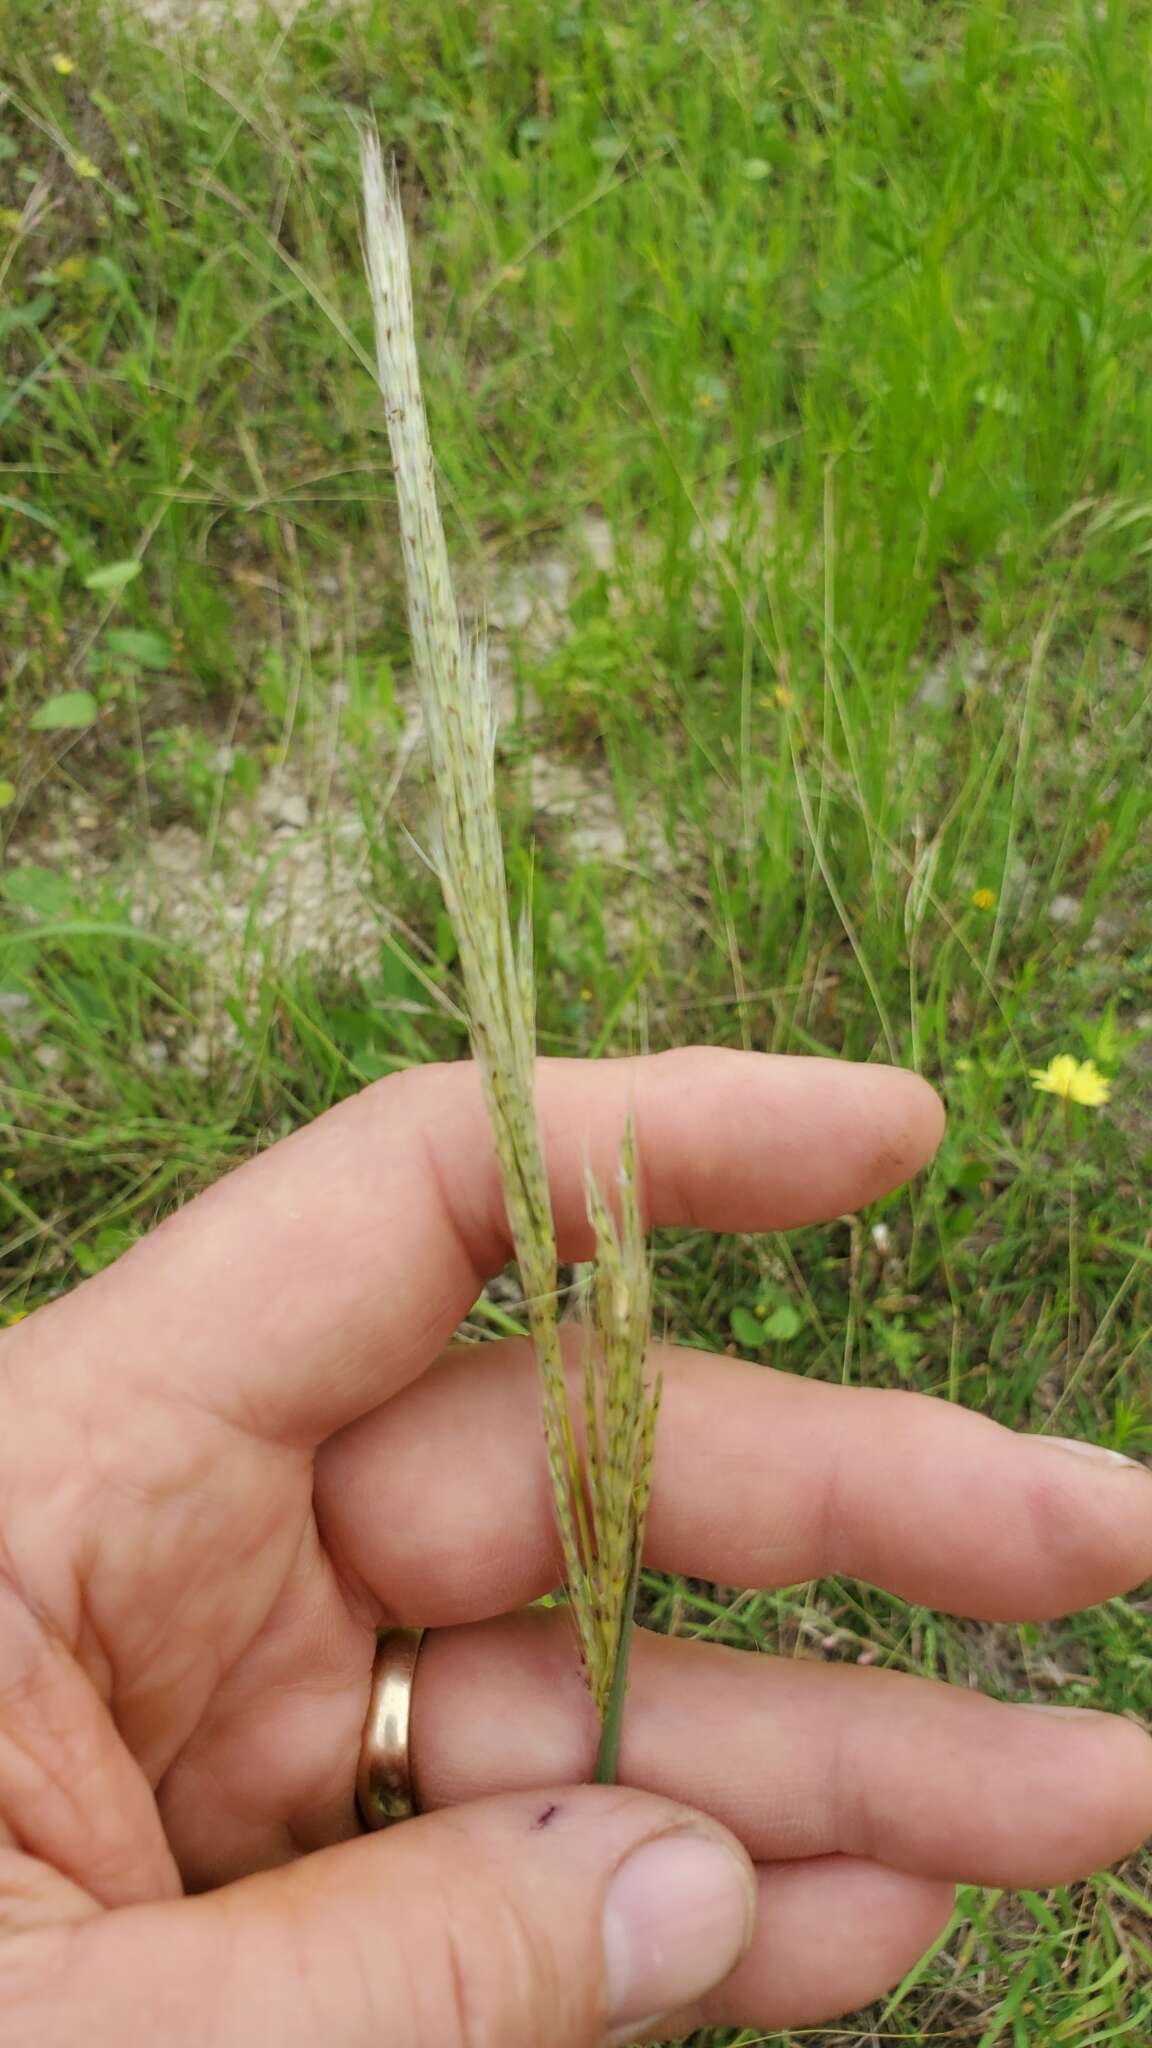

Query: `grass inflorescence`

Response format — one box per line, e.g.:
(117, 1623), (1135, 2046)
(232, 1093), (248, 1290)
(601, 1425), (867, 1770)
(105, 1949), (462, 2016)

(360, 133), (657, 1767)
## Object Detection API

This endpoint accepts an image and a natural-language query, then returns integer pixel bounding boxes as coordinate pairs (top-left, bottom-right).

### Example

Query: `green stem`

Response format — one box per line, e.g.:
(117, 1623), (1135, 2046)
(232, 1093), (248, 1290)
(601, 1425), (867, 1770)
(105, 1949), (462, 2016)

(1064, 1098), (1077, 1378)
(594, 1537), (643, 1785)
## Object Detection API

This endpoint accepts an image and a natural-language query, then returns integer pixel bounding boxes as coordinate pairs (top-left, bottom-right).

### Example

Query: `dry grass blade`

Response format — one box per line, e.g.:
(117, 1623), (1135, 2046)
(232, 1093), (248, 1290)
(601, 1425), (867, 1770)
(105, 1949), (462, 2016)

(359, 133), (657, 1771)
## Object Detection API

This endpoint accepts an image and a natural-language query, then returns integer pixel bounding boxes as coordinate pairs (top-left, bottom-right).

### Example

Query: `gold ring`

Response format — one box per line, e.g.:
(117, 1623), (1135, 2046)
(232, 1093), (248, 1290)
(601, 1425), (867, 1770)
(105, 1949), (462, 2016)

(356, 1625), (426, 1831)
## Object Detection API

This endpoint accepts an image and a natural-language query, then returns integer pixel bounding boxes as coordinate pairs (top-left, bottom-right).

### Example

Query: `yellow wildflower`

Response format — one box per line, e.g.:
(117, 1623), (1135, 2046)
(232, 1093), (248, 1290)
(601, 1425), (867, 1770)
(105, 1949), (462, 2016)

(51, 52), (76, 74)
(3, 1309), (29, 1326)
(72, 154), (99, 180)
(1030, 1055), (1111, 1108)
(971, 887), (996, 911)
(0, 208), (22, 234)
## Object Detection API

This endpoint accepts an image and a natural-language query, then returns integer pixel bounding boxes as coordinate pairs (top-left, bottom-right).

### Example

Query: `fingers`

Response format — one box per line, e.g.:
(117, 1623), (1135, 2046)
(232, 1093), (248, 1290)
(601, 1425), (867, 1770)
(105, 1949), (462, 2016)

(7, 1051), (942, 1447)
(410, 1613), (1152, 1889)
(681, 1857), (955, 2037)
(19, 1791), (756, 2048)
(319, 1342), (1152, 1624)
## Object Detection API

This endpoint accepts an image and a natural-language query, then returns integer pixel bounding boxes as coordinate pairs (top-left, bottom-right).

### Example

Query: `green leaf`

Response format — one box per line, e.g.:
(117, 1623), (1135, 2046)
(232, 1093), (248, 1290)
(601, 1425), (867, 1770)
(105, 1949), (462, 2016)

(0, 780), (15, 809)
(0, 292), (54, 340)
(0, 494), (60, 533)
(0, 920), (177, 959)
(730, 1305), (766, 1350)
(763, 1303), (802, 1342)
(74, 1225), (137, 1276)
(29, 690), (99, 731)
(0, 866), (77, 916)
(83, 559), (142, 594)
(230, 749), (259, 796)
(407, 95), (456, 126)
(434, 908), (458, 965)
(104, 627), (172, 668)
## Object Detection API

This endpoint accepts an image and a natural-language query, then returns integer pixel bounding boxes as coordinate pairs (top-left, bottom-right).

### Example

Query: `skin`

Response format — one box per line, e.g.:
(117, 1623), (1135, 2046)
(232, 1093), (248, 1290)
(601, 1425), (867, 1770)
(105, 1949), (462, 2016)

(0, 1049), (1150, 2044)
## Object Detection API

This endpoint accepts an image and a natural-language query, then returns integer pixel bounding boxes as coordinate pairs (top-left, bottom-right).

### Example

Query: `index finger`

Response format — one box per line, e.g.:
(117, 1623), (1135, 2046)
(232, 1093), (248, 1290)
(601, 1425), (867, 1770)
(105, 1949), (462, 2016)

(13, 1050), (943, 1447)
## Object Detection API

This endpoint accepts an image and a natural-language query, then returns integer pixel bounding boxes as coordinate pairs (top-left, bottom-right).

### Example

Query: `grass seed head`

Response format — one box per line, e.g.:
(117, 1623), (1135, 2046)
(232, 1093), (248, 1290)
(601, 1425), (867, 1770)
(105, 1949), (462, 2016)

(360, 131), (657, 1741)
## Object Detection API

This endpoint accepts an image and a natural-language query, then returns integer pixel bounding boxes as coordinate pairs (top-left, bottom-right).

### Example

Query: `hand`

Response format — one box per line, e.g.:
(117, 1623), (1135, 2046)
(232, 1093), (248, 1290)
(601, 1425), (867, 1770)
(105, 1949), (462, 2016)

(2, 1050), (1150, 2047)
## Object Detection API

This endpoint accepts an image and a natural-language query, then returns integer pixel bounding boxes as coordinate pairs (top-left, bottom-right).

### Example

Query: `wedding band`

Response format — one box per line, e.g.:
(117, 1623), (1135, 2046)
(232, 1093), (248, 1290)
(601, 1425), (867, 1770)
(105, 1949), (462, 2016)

(356, 1625), (426, 1831)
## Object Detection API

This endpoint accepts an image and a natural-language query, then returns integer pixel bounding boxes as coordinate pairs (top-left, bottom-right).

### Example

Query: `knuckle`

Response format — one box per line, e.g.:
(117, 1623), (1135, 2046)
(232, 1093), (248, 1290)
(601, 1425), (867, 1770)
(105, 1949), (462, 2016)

(387, 1845), (578, 2048)
(441, 1892), (545, 2048)
(1019, 1464), (1122, 1600)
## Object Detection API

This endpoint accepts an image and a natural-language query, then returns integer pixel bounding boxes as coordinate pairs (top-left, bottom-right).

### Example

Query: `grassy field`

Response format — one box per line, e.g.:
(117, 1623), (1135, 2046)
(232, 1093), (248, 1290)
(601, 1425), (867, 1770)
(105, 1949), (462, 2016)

(2, 0), (1151, 2039)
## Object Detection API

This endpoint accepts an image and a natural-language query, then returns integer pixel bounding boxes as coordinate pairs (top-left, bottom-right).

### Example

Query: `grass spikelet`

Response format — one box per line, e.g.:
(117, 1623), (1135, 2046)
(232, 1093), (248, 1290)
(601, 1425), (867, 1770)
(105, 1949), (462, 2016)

(360, 133), (657, 1778)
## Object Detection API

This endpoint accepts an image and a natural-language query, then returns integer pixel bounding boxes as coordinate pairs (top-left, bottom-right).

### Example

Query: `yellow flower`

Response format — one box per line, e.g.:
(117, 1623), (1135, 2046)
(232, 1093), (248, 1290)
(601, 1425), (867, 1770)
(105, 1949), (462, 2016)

(72, 154), (99, 180)
(3, 1309), (29, 1326)
(51, 52), (76, 74)
(1029, 1055), (1111, 1108)
(0, 208), (22, 234)
(971, 887), (996, 911)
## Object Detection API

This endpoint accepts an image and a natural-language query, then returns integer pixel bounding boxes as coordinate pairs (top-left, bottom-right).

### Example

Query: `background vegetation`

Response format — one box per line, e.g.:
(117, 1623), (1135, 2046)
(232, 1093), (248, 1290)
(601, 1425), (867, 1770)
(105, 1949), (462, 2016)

(2, 1), (1150, 2039)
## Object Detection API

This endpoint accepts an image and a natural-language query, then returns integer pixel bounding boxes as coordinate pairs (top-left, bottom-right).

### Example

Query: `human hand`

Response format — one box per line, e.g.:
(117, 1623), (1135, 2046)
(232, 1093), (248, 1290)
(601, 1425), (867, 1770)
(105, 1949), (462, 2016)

(2, 1049), (1150, 2046)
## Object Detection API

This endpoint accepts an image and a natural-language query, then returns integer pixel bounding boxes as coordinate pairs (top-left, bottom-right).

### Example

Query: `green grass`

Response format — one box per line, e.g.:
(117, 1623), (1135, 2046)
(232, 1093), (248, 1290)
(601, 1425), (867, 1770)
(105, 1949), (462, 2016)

(2, 0), (1151, 2039)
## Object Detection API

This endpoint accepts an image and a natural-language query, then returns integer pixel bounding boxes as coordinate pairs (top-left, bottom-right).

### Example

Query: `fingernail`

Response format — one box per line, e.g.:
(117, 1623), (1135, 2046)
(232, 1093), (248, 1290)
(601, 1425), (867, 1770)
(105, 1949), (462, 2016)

(602, 1830), (756, 2042)
(1037, 1435), (1146, 1471)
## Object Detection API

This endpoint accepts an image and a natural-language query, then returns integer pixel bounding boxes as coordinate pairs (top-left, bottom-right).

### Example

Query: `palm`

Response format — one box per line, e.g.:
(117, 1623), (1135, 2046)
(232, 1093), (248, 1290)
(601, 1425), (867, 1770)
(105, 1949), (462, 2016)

(7, 1371), (367, 1892)
(139, 1453), (371, 1886)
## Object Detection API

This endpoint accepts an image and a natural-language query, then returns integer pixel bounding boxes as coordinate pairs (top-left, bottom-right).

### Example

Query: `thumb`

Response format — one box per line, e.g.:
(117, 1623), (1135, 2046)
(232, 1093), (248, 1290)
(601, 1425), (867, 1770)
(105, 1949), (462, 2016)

(22, 1789), (756, 2048)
